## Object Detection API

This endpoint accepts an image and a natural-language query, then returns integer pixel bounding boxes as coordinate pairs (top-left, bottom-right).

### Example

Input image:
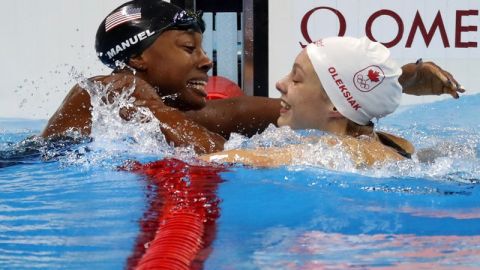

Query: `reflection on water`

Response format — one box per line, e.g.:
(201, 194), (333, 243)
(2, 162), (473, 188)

(253, 230), (480, 269)
(203, 162), (480, 269)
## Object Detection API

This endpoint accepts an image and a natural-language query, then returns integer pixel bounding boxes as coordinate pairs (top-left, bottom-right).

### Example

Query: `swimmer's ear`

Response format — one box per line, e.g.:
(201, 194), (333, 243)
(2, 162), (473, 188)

(328, 107), (344, 119)
(128, 55), (147, 71)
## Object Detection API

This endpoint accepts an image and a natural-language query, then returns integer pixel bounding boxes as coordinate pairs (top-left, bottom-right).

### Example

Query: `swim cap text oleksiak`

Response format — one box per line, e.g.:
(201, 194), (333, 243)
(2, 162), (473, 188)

(328, 67), (361, 111)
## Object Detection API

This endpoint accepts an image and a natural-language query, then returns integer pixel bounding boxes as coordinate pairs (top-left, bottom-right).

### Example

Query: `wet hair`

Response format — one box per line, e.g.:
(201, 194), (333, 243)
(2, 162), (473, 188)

(95, 0), (205, 68)
(346, 120), (374, 137)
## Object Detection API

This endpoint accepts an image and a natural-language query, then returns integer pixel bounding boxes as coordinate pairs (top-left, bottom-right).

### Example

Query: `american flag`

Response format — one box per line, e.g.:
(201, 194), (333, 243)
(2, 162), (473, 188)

(105, 7), (141, 32)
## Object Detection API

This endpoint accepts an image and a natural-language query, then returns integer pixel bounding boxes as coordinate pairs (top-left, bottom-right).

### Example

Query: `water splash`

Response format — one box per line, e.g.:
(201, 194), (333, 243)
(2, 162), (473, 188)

(291, 138), (357, 173)
(225, 124), (330, 149)
(224, 124), (306, 149)
(55, 69), (198, 168)
(223, 125), (358, 172)
(222, 115), (480, 183)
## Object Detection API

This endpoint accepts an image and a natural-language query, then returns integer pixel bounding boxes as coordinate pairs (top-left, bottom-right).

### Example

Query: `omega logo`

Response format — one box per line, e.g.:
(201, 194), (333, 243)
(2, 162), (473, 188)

(299, 7), (478, 49)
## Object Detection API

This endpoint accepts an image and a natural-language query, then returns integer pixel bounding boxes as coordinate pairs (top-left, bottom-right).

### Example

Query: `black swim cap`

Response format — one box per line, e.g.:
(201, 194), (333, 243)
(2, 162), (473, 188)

(95, 0), (205, 68)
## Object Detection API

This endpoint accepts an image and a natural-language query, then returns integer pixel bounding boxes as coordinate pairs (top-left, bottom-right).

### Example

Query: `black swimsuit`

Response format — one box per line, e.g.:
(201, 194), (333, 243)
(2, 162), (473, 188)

(376, 132), (412, 159)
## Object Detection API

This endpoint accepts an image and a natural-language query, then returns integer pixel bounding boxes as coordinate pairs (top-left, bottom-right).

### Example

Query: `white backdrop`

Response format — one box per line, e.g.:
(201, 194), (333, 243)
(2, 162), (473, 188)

(2, 0), (479, 120)
(0, 0), (237, 120)
(269, 0), (480, 104)
(0, 0), (126, 119)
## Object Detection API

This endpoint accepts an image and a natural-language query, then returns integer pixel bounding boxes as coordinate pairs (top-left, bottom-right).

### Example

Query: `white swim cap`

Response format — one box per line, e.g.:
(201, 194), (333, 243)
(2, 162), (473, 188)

(306, 36), (402, 125)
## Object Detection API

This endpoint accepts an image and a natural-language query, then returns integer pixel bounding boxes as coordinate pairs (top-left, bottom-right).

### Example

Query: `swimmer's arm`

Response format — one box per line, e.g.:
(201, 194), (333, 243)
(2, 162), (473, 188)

(202, 137), (337, 167)
(200, 146), (296, 167)
(201, 136), (405, 167)
(399, 61), (465, 98)
(42, 74), (225, 154)
(117, 76), (225, 154)
(41, 85), (93, 137)
(186, 96), (281, 138)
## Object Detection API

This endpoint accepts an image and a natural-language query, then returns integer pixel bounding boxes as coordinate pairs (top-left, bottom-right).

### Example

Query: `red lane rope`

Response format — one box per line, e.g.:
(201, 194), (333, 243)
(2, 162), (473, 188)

(123, 158), (225, 270)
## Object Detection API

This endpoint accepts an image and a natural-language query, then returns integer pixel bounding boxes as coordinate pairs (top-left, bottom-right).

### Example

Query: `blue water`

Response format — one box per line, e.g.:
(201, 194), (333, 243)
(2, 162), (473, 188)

(0, 124), (147, 269)
(1, 95), (479, 269)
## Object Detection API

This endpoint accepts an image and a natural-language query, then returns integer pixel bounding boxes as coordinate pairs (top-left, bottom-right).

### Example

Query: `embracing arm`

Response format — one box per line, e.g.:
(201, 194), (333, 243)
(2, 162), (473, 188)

(189, 59), (466, 140)
(399, 60), (465, 98)
(188, 60), (464, 140)
(201, 146), (295, 167)
(186, 96), (282, 138)
(201, 136), (405, 168)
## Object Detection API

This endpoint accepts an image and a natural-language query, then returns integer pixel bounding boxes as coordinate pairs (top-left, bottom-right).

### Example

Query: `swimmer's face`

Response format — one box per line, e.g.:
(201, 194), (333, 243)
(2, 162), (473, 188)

(135, 30), (213, 111)
(276, 49), (336, 131)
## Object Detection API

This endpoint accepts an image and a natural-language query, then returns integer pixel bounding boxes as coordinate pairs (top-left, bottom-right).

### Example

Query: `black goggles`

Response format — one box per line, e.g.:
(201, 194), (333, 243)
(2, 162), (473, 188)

(124, 9), (206, 61)
(168, 10), (206, 33)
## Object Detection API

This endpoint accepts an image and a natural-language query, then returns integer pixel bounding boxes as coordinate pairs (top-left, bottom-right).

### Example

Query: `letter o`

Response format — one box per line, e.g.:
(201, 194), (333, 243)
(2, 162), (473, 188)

(366, 10), (404, 48)
(300, 7), (346, 47)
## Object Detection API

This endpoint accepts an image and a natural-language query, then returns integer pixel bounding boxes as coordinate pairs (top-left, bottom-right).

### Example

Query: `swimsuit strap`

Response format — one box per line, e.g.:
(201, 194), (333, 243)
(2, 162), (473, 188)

(375, 131), (413, 159)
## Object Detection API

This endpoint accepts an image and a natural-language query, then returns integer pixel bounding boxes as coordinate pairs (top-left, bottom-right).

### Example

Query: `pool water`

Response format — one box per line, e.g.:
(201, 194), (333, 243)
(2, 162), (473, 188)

(0, 132), (146, 269)
(1, 94), (479, 269)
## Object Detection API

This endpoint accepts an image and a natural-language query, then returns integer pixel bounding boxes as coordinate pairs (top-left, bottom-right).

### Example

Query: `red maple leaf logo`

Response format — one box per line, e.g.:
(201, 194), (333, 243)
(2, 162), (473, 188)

(367, 69), (380, 82)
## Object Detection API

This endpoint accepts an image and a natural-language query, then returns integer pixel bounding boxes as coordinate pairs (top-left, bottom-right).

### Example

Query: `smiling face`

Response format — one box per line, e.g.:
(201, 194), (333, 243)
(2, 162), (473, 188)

(276, 49), (343, 132)
(134, 30), (213, 111)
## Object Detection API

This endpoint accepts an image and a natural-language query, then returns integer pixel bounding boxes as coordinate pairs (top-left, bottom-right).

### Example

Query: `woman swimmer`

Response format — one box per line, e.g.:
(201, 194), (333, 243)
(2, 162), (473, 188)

(202, 37), (441, 167)
(41, 1), (464, 155)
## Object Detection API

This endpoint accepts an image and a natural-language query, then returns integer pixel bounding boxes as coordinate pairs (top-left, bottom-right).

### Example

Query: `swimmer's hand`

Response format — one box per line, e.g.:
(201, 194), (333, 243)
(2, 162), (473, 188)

(400, 60), (466, 99)
(103, 73), (225, 154)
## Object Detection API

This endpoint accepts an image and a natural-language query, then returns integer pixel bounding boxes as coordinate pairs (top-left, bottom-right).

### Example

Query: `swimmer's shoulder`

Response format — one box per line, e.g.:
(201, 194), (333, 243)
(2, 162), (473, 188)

(41, 73), (123, 138)
(375, 131), (415, 159)
(74, 73), (156, 101)
(41, 84), (93, 138)
(331, 135), (404, 166)
(88, 73), (150, 89)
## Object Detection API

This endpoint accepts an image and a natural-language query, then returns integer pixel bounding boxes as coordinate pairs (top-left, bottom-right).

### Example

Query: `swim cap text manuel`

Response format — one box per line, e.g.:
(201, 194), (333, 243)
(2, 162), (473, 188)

(95, 0), (205, 68)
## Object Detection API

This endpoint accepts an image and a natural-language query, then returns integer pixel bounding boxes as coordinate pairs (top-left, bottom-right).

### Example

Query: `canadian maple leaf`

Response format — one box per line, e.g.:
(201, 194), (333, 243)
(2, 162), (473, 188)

(367, 69), (380, 82)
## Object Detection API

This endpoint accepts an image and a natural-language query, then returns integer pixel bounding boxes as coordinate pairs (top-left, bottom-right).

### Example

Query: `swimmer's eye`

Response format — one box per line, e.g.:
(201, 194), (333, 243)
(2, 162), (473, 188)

(292, 77), (301, 85)
(182, 45), (195, 54)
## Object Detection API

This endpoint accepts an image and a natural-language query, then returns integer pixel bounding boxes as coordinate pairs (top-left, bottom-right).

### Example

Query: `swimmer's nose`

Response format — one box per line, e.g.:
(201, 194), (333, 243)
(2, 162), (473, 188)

(276, 76), (288, 95)
(198, 49), (213, 72)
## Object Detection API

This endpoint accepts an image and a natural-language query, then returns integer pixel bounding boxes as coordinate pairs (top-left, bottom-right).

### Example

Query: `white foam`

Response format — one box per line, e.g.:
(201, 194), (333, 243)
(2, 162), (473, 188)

(224, 124), (480, 183)
(59, 69), (197, 169)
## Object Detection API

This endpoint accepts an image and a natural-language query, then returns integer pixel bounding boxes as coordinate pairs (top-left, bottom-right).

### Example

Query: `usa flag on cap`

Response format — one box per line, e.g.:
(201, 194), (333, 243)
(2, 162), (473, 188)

(105, 7), (141, 32)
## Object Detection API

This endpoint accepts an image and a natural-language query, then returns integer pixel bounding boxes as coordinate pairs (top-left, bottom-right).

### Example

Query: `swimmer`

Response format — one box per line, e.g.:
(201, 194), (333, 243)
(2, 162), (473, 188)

(41, 0), (464, 155)
(202, 37), (449, 167)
